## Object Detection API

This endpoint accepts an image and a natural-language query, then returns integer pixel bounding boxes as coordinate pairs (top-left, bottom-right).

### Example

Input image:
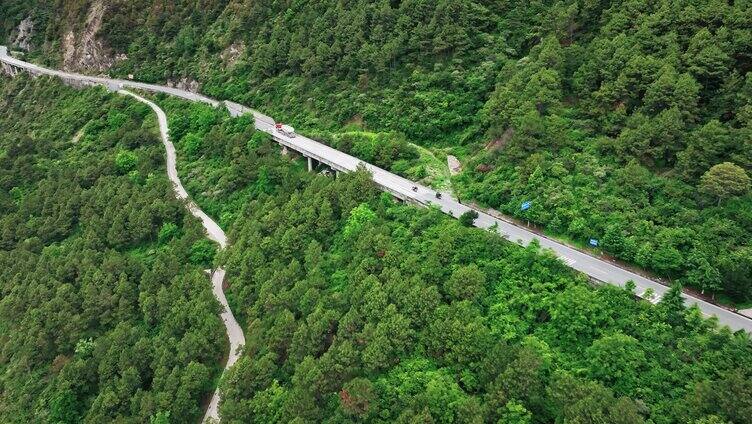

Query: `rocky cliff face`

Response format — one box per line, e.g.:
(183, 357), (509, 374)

(166, 77), (201, 93)
(11, 17), (34, 51)
(61, 0), (120, 73)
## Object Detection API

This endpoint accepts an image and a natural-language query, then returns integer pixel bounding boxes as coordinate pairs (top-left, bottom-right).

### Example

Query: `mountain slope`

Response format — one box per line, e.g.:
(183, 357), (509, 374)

(4, 0), (749, 301)
(0, 76), (224, 423)
(158, 95), (752, 424)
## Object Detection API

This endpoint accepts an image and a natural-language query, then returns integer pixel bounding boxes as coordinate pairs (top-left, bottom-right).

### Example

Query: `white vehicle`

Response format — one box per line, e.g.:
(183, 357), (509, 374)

(275, 123), (296, 138)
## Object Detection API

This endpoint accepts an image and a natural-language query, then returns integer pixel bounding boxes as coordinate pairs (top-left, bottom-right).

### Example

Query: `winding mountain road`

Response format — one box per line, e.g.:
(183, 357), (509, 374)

(118, 90), (243, 423)
(2, 47), (749, 335)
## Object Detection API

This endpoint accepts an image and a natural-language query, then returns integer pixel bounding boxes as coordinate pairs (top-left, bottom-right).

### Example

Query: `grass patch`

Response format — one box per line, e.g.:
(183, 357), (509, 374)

(409, 142), (452, 191)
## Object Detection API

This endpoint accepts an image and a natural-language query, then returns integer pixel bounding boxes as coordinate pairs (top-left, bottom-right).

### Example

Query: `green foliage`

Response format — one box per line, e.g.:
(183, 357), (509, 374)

(74, 337), (95, 357)
(343, 203), (377, 240)
(182, 132), (203, 157)
(190, 239), (217, 267)
(157, 98), (292, 228)
(699, 162), (751, 205)
(248, 131), (271, 150)
(3, 0), (505, 146)
(5, 1), (752, 421)
(158, 222), (179, 244)
(129, 95), (752, 424)
(200, 148), (752, 424)
(585, 333), (646, 395)
(115, 149), (138, 173)
(499, 401), (533, 424)
(324, 131), (419, 172)
(8, 0), (752, 301)
(340, 378), (376, 418)
(459, 1), (752, 302)
(150, 411), (171, 424)
(49, 388), (80, 424)
(444, 264), (486, 303)
(721, 247), (752, 300)
(684, 250), (722, 297)
(0, 77), (224, 423)
(458, 209), (478, 227)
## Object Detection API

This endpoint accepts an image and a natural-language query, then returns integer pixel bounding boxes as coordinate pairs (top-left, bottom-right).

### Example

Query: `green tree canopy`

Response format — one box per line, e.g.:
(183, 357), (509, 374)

(699, 162), (751, 205)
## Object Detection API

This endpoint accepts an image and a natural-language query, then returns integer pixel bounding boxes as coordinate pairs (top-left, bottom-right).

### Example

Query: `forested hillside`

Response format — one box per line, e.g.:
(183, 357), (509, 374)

(3, 2), (752, 422)
(0, 77), (225, 423)
(3, 0), (750, 302)
(455, 1), (752, 304)
(157, 98), (752, 424)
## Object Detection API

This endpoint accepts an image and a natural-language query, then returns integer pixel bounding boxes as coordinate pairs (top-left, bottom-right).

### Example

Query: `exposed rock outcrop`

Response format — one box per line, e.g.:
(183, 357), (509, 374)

(220, 42), (245, 67)
(62, 0), (115, 72)
(12, 17), (34, 51)
(447, 155), (462, 175)
(167, 77), (201, 93)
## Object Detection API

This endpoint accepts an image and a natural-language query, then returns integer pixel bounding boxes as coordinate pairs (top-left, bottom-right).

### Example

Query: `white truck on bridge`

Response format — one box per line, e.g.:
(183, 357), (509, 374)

(275, 123), (296, 138)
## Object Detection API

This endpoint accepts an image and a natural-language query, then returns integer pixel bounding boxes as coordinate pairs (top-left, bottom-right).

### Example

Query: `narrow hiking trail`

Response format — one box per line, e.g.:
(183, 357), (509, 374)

(119, 90), (244, 422)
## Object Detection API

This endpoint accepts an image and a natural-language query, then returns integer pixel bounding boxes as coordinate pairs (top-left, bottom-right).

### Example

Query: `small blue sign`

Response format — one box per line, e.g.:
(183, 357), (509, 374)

(589, 239), (599, 247)
(521, 201), (531, 211)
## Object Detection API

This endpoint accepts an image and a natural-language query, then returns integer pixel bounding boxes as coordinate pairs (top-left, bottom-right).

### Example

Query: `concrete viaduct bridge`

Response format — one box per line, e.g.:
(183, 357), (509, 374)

(2, 46), (751, 333)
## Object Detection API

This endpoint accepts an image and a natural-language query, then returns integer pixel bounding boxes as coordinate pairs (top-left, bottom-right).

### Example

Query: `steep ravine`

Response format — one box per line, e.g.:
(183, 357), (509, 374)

(119, 90), (244, 423)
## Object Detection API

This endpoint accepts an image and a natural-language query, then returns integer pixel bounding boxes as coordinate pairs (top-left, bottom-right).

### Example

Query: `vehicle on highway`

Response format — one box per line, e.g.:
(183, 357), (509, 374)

(435, 192), (442, 199)
(275, 123), (296, 138)
(412, 186), (418, 192)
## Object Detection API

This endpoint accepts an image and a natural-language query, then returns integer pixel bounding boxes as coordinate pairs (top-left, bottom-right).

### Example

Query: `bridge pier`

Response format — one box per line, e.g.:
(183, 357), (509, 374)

(308, 157), (320, 172)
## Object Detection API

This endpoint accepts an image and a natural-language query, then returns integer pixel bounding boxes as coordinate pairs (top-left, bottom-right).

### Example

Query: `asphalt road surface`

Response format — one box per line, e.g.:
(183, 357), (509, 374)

(2, 47), (749, 335)
(118, 90), (244, 423)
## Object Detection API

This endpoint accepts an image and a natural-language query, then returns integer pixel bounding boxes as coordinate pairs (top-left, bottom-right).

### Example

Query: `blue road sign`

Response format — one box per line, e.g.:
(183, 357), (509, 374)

(521, 201), (531, 211)
(589, 239), (599, 247)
